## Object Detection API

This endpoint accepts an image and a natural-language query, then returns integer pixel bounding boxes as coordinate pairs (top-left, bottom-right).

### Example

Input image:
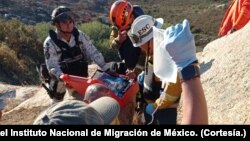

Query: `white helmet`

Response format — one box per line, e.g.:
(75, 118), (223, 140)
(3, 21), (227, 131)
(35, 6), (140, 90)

(127, 15), (164, 47)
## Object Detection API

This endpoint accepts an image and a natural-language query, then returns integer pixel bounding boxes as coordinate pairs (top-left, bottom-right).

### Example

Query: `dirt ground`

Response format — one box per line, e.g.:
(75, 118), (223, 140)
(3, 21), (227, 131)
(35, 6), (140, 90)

(0, 65), (144, 125)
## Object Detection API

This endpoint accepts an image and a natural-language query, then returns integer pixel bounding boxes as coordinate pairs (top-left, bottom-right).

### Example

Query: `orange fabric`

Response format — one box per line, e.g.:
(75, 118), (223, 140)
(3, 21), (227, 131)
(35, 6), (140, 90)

(218, 0), (250, 36)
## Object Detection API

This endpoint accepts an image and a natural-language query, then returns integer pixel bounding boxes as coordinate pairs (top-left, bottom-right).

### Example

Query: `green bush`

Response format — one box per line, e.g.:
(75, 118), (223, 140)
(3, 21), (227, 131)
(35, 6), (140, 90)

(34, 22), (54, 63)
(78, 21), (119, 62)
(0, 19), (42, 84)
(0, 19), (121, 84)
(0, 43), (38, 84)
(34, 22), (54, 43)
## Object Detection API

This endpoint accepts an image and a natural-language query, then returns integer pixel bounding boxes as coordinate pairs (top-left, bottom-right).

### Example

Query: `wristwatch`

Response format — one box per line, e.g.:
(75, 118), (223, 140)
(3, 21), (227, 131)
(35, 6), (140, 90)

(179, 63), (200, 81)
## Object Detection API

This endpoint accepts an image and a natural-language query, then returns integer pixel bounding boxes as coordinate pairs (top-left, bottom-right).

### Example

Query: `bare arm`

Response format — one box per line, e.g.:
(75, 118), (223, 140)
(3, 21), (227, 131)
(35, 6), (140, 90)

(164, 19), (208, 124)
(181, 77), (208, 124)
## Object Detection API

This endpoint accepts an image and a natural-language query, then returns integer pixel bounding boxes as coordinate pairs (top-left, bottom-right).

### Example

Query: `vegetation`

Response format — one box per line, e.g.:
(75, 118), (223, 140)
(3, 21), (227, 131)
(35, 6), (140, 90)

(0, 19), (43, 84)
(78, 21), (119, 62)
(135, 0), (229, 51)
(0, 19), (115, 84)
(0, 0), (230, 84)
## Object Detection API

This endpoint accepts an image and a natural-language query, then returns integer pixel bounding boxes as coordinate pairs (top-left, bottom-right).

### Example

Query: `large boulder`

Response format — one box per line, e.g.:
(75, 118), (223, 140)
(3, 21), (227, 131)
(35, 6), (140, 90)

(198, 22), (250, 124)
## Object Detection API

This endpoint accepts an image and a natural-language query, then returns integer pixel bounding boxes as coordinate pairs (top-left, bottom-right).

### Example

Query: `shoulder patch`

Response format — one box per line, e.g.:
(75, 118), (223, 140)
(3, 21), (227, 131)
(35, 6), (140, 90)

(45, 42), (50, 47)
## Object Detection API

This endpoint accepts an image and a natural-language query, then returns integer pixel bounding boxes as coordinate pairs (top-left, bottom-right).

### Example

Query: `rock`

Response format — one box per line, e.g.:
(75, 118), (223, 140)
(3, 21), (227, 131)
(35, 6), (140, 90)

(198, 22), (250, 124)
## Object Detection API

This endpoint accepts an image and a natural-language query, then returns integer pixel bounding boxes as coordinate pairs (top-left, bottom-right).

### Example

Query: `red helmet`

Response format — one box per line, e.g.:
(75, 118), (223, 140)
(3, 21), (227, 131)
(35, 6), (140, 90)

(109, 0), (134, 30)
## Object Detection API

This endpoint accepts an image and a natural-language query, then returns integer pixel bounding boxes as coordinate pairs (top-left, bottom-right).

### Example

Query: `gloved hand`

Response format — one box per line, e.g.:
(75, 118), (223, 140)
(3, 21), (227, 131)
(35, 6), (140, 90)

(164, 19), (197, 70)
(145, 103), (156, 115)
(137, 71), (145, 85)
(49, 68), (62, 80)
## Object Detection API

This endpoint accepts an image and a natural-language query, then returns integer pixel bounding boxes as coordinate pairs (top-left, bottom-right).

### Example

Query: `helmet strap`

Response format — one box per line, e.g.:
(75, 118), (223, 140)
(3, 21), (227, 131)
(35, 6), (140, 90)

(57, 24), (74, 34)
(59, 29), (73, 34)
(145, 40), (151, 75)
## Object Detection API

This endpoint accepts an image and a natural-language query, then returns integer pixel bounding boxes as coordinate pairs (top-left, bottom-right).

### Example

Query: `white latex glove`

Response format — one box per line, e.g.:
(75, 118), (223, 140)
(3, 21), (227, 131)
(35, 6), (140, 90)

(164, 19), (197, 70)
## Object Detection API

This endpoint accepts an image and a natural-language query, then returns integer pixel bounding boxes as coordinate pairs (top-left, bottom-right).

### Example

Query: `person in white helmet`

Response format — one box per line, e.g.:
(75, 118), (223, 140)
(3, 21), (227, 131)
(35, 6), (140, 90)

(126, 15), (183, 125)
(128, 15), (208, 124)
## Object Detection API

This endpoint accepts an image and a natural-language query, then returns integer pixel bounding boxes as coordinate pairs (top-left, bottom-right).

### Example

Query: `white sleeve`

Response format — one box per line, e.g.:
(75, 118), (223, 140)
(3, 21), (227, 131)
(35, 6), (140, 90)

(44, 37), (63, 79)
(78, 31), (109, 70)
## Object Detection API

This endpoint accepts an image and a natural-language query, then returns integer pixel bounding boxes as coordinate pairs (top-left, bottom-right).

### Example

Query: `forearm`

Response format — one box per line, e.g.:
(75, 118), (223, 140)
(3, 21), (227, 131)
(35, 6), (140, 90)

(181, 77), (208, 124)
(46, 58), (62, 78)
(81, 34), (107, 69)
(88, 48), (106, 69)
(44, 39), (63, 79)
(45, 54), (63, 79)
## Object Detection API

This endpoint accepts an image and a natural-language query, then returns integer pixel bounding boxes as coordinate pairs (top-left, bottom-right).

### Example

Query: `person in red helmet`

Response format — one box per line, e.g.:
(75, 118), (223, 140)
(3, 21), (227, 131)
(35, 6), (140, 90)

(218, 0), (250, 36)
(109, 0), (146, 124)
(109, 0), (145, 75)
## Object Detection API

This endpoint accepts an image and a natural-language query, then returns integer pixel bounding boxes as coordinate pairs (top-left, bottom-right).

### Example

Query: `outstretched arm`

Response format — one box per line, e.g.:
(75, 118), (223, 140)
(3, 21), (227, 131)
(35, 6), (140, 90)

(165, 19), (208, 124)
(79, 31), (109, 71)
(181, 77), (208, 124)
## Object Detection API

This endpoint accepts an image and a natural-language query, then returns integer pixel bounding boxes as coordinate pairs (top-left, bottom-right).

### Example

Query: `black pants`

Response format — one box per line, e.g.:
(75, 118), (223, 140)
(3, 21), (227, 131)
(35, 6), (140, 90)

(144, 107), (177, 125)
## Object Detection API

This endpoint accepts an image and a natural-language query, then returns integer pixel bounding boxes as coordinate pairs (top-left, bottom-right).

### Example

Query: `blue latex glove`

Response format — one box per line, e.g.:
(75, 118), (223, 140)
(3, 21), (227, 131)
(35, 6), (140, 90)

(137, 71), (145, 85)
(164, 19), (197, 70)
(146, 103), (155, 115)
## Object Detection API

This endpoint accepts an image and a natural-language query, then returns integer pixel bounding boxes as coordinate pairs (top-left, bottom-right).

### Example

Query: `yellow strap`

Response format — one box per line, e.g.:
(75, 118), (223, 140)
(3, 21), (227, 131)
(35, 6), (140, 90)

(153, 93), (180, 109)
